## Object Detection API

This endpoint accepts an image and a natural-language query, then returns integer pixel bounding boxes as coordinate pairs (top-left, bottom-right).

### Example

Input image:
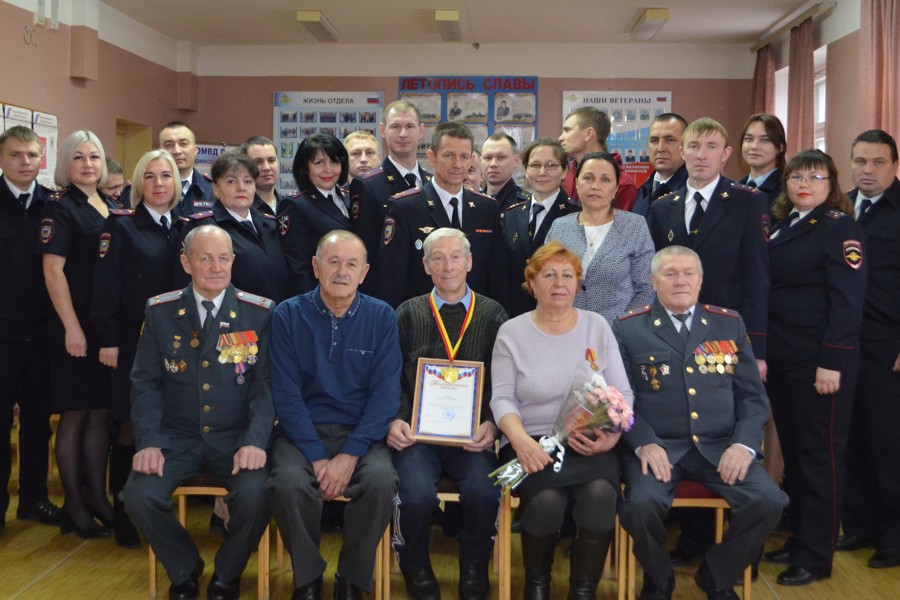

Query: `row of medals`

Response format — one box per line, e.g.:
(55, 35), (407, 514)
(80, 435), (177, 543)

(219, 343), (260, 365)
(694, 349), (738, 375)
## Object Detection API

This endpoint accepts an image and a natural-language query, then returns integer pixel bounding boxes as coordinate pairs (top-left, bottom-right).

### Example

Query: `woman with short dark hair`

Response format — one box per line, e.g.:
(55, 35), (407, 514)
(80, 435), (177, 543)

(278, 133), (352, 295)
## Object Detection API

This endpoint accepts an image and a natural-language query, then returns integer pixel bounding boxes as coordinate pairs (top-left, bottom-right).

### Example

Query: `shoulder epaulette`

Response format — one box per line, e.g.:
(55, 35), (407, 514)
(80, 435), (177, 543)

(37, 183), (56, 194)
(731, 182), (760, 193)
(236, 291), (274, 310)
(392, 187), (421, 200)
(515, 190), (530, 201)
(504, 201), (527, 212)
(262, 212), (276, 220)
(360, 166), (384, 180)
(202, 172), (213, 182)
(704, 304), (739, 318)
(618, 305), (651, 320)
(471, 189), (495, 202)
(659, 190), (679, 203)
(149, 290), (183, 306)
(188, 211), (214, 221)
(49, 188), (71, 202)
(825, 209), (848, 220)
(109, 208), (135, 217)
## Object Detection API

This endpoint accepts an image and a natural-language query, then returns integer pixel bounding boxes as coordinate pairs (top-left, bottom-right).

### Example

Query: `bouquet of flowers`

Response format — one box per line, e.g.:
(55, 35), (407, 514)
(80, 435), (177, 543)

(489, 373), (634, 495)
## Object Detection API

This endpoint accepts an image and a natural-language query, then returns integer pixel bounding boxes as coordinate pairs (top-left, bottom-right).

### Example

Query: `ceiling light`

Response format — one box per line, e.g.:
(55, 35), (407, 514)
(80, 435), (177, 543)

(297, 10), (339, 42)
(435, 10), (462, 42)
(630, 8), (670, 42)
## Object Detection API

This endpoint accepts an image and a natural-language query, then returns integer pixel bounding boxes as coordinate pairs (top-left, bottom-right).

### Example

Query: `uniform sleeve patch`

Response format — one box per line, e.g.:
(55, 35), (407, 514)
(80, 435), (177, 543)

(383, 217), (396, 245)
(762, 214), (771, 242)
(277, 214), (290, 236)
(40, 218), (54, 244)
(98, 232), (112, 258)
(843, 240), (863, 269)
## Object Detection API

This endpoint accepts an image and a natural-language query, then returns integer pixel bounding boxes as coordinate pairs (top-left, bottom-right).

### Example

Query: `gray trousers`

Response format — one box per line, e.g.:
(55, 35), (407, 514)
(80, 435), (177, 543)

(266, 426), (397, 591)
(121, 442), (271, 586)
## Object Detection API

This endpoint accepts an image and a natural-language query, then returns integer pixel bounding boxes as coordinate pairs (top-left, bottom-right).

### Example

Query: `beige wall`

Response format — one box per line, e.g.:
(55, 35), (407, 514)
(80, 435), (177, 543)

(0, 0), (861, 183)
(825, 30), (860, 177)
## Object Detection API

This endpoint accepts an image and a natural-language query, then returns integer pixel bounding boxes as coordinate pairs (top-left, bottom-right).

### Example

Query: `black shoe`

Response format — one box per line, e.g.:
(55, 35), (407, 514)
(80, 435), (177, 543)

(292, 576), (323, 600)
(693, 562), (738, 600)
(763, 545), (791, 564)
(114, 503), (141, 548)
(209, 513), (228, 538)
(206, 573), (240, 600)
(638, 573), (674, 600)
(836, 533), (876, 551)
(60, 508), (110, 539)
(459, 561), (489, 600)
(669, 547), (700, 567)
(869, 547), (900, 569)
(400, 565), (440, 600)
(16, 499), (62, 525)
(775, 565), (825, 586)
(333, 572), (362, 600)
(169, 562), (204, 600)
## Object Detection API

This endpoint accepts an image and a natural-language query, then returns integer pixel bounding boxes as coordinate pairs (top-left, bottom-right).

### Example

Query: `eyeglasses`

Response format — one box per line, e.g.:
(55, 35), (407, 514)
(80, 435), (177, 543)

(526, 162), (561, 173)
(787, 174), (829, 184)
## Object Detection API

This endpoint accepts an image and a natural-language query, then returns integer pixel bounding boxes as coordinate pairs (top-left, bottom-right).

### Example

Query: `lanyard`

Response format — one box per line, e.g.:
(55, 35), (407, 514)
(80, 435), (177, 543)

(428, 290), (476, 362)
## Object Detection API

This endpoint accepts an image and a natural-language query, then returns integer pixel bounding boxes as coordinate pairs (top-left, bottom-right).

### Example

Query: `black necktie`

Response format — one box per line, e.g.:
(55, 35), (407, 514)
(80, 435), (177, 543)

(18, 193), (30, 208)
(746, 180), (758, 188)
(787, 211), (800, 227)
(689, 192), (705, 240)
(201, 300), (216, 333)
(674, 313), (691, 342)
(240, 219), (258, 238)
(449, 197), (461, 229)
(857, 198), (872, 222)
(160, 215), (170, 238)
(404, 173), (418, 189)
(182, 179), (191, 193)
(529, 203), (545, 241)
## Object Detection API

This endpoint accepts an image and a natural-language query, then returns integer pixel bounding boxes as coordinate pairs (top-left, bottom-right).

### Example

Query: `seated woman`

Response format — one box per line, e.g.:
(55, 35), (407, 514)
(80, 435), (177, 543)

(491, 241), (634, 600)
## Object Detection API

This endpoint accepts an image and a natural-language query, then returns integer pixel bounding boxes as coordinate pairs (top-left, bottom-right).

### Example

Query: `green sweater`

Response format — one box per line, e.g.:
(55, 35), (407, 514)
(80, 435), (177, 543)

(396, 292), (508, 424)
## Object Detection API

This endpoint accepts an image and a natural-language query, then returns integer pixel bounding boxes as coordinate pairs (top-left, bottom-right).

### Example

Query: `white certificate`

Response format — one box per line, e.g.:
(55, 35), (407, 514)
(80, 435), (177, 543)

(411, 357), (484, 446)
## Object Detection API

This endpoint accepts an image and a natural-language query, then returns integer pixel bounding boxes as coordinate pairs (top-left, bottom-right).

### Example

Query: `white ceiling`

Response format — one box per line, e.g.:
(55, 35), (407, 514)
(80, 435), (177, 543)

(100, 0), (813, 47)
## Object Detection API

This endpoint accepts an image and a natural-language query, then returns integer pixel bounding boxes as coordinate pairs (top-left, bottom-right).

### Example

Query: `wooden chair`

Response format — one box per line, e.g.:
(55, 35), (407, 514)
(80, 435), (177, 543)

(273, 495), (391, 600)
(148, 474), (270, 599)
(618, 480), (752, 600)
(496, 492), (521, 600)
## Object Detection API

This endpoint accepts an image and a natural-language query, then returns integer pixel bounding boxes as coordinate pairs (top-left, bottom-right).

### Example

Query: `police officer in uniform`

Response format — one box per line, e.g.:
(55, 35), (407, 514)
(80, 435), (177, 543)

(0, 126), (60, 528)
(178, 151), (288, 304)
(761, 150), (865, 586)
(481, 133), (528, 211)
(348, 100), (432, 290)
(840, 130), (900, 569)
(378, 121), (508, 310)
(277, 133), (354, 296)
(501, 139), (579, 317)
(632, 113), (689, 221)
(159, 121), (215, 215)
(122, 225), (274, 600)
(241, 136), (285, 217)
(92, 149), (184, 547)
(613, 246), (786, 600)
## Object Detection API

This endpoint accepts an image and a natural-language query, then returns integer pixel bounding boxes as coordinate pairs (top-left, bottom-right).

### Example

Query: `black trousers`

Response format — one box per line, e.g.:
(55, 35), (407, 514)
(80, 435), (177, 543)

(0, 335), (52, 514)
(843, 337), (900, 550)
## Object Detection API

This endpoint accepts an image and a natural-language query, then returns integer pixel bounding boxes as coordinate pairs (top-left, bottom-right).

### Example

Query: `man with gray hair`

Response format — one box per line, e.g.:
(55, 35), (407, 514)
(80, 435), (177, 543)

(613, 246), (785, 600)
(388, 228), (507, 600)
(123, 225), (275, 600)
(267, 230), (400, 600)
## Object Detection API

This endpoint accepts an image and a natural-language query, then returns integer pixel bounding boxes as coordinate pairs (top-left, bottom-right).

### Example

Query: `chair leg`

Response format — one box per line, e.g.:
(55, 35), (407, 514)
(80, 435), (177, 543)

(498, 494), (512, 600)
(276, 527), (284, 569)
(149, 546), (157, 599)
(258, 524), (270, 600)
(742, 564), (752, 599)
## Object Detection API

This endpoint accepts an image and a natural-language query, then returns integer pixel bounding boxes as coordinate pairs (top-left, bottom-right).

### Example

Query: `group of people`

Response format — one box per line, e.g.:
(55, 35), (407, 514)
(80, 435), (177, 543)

(0, 99), (898, 600)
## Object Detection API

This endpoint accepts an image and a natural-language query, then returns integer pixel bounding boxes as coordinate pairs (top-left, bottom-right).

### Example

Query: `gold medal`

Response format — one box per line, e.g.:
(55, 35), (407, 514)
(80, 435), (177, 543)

(649, 365), (658, 377)
(650, 379), (660, 391)
(724, 353), (732, 365)
(441, 366), (460, 384)
(732, 354), (739, 365)
(249, 344), (258, 355)
(695, 354), (706, 365)
(716, 364), (725, 374)
(218, 353), (228, 364)
(178, 360), (187, 373)
(699, 365), (708, 374)
(725, 364), (734, 374)
(190, 338), (199, 348)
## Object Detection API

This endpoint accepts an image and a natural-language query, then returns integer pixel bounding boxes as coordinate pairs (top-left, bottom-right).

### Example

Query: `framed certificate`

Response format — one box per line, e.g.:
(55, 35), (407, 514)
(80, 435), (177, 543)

(410, 357), (484, 446)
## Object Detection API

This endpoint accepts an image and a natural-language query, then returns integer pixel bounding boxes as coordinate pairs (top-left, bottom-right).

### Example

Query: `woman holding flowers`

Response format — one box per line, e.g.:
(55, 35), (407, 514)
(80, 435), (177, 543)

(491, 241), (634, 600)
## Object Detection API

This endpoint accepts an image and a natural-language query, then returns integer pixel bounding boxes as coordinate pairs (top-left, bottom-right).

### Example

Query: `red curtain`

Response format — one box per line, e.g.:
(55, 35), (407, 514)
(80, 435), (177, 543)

(786, 18), (814, 155)
(751, 45), (775, 114)
(859, 0), (900, 138)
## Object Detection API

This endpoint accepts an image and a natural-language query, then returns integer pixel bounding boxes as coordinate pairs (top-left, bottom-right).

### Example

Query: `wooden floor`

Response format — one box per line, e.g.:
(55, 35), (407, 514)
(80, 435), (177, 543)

(2, 465), (899, 598)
